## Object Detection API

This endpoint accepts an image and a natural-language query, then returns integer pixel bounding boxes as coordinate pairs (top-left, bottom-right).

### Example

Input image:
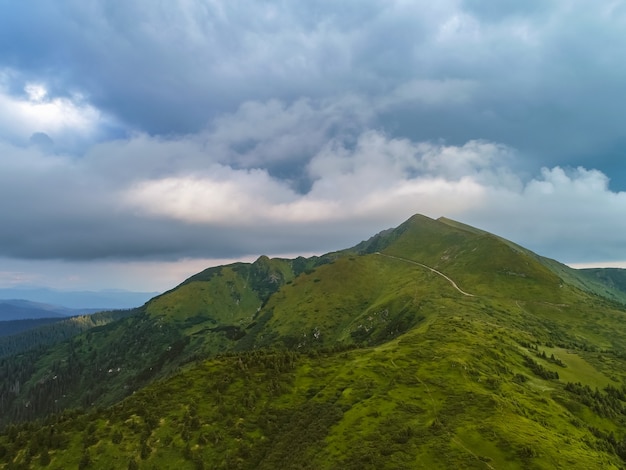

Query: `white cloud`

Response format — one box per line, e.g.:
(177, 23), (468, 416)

(117, 130), (626, 266)
(24, 83), (47, 102)
(460, 166), (626, 262)
(121, 131), (502, 226)
(124, 169), (297, 224)
(569, 261), (626, 269)
(0, 70), (108, 147)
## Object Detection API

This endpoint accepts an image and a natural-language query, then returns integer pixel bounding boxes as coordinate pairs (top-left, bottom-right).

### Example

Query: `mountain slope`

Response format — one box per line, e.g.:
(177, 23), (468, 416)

(0, 318), (66, 338)
(580, 268), (626, 296)
(4, 292), (626, 468)
(3, 214), (626, 468)
(437, 216), (626, 304)
(0, 301), (68, 322)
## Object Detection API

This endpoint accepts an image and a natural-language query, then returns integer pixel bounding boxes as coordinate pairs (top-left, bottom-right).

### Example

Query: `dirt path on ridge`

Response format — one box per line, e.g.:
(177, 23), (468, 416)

(375, 252), (475, 297)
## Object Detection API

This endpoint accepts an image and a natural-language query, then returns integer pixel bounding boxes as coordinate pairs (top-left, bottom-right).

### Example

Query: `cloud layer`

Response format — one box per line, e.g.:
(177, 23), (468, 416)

(1, 108), (625, 266)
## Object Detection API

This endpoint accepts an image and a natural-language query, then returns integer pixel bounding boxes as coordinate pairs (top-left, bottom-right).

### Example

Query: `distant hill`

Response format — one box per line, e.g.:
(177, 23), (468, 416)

(0, 309), (136, 358)
(0, 317), (66, 337)
(0, 299), (118, 339)
(0, 301), (66, 322)
(0, 299), (104, 322)
(0, 288), (160, 310)
(579, 267), (626, 295)
(3, 214), (626, 469)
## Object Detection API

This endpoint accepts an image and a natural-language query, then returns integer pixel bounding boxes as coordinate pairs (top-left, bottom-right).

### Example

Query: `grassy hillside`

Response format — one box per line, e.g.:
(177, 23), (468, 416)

(437, 216), (626, 305)
(4, 292), (626, 468)
(580, 268), (626, 295)
(0, 255), (332, 429)
(0, 310), (135, 358)
(2, 214), (626, 468)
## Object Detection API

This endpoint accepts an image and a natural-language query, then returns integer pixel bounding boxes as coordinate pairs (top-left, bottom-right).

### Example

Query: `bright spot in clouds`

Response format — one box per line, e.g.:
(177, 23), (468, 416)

(0, 71), (106, 145)
(24, 83), (47, 102)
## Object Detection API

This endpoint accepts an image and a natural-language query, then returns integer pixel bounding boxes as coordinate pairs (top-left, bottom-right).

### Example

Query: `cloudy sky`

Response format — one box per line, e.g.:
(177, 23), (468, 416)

(1, 0), (626, 293)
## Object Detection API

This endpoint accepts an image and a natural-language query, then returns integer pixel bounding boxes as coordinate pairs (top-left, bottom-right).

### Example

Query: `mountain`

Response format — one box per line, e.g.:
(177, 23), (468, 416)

(0, 299), (117, 338)
(3, 214), (626, 469)
(579, 267), (626, 296)
(0, 299), (105, 322)
(0, 288), (160, 310)
(0, 309), (135, 358)
(0, 300), (67, 321)
(0, 318), (66, 338)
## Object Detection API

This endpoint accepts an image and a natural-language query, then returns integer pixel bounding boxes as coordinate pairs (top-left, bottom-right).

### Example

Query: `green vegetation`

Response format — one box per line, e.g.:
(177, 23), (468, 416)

(0, 318), (65, 338)
(580, 268), (626, 297)
(2, 214), (626, 468)
(0, 310), (134, 358)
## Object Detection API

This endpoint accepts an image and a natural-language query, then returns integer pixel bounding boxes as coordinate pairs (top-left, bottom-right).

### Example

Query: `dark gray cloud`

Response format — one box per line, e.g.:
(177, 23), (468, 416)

(1, 0), (625, 186)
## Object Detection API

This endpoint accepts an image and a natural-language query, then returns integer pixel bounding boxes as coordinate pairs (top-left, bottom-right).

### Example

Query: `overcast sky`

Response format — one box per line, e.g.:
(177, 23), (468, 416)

(2, 0), (626, 292)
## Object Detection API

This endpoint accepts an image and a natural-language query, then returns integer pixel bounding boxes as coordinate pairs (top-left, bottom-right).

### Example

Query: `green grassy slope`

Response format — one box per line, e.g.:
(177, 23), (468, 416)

(4, 291), (626, 469)
(0, 255), (333, 429)
(356, 215), (565, 302)
(580, 268), (626, 295)
(3, 214), (626, 468)
(437, 217), (626, 305)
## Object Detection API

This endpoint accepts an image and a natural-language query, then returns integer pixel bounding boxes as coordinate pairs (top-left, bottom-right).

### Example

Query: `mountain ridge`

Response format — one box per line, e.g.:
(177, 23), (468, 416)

(2, 214), (626, 468)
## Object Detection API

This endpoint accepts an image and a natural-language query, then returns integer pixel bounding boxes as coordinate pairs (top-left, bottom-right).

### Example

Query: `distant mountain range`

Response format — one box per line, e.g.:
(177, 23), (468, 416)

(3, 214), (626, 468)
(0, 290), (159, 337)
(0, 317), (66, 337)
(0, 288), (160, 311)
(0, 299), (106, 337)
(0, 299), (101, 321)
